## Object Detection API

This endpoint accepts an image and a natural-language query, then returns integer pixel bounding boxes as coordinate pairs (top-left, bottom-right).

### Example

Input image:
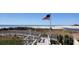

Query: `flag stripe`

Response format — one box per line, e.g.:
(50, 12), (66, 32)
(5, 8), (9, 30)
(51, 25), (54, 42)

(43, 14), (50, 20)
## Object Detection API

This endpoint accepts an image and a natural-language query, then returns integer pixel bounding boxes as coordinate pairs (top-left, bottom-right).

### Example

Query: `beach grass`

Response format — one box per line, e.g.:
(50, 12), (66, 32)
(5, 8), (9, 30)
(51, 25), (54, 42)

(0, 39), (24, 45)
(0, 35), (24, 45)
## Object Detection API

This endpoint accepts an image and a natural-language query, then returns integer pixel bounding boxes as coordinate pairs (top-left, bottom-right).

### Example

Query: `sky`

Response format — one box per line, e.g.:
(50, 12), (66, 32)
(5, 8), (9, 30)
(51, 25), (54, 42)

(0, 13), (79, 25)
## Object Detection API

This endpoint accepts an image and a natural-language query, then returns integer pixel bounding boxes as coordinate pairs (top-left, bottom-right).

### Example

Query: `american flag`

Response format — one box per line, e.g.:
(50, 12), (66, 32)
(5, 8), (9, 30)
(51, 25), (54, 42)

(43, 14), (51, 20)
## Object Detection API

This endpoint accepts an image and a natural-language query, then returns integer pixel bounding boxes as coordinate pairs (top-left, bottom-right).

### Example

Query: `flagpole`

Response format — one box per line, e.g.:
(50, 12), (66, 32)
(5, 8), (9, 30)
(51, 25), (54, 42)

(42, 14), (52, 44)
(49, 15), (51, 34)
(49, 14), (52, 44)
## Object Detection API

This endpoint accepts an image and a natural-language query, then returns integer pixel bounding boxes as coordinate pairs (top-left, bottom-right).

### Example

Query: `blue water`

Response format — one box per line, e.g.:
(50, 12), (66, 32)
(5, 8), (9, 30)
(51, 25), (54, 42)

(64, 28), (79, 31)
(0, 25), (54, 28)
(0, 25), (79, 31)
(0, 25), (33, 28)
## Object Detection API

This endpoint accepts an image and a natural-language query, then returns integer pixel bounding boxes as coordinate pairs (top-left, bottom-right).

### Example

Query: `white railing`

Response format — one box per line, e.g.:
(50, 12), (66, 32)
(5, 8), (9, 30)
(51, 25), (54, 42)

(31, 39), (37, 45)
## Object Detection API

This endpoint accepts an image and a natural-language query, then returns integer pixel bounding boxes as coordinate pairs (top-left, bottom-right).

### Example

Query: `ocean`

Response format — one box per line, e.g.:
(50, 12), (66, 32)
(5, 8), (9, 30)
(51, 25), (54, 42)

(0, 25), (79, 29)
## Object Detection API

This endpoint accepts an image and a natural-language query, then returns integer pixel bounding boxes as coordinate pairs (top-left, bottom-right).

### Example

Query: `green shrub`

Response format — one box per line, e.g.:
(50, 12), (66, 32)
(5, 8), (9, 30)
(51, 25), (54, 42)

(57, 35), (63, 45)
(63, 35), (73, 45)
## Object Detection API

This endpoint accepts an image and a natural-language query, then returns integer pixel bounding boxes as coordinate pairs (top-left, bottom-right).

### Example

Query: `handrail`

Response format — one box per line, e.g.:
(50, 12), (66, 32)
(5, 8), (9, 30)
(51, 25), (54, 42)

(31, 39), (37, 45)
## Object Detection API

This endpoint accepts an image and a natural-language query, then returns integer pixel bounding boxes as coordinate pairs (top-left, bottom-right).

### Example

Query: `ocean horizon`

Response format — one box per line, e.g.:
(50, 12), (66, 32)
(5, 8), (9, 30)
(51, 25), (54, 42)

(0, 25), (79, 29)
